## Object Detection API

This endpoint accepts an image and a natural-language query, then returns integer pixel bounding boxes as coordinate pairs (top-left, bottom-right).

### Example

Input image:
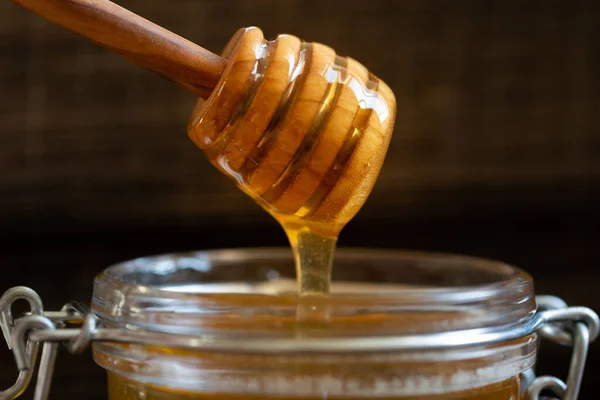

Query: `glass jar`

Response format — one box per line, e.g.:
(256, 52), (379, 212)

(91, 247), (538, 400)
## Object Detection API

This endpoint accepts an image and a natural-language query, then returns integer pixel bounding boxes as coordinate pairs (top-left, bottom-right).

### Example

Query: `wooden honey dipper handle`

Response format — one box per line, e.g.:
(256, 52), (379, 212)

(10, 0), (226, 99)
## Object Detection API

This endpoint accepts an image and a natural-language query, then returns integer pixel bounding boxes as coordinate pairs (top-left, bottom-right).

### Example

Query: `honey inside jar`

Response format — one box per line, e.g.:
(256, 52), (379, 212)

(107, 371), (521, 400)
(92, 249), (537, 400)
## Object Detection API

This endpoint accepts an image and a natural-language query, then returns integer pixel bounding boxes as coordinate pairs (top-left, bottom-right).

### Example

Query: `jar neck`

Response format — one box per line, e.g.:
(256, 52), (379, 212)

(92, 248), (536, 338)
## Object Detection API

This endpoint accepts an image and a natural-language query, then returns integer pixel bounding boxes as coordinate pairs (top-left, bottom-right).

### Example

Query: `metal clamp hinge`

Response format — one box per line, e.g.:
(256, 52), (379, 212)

(0, 287), (598, 400)
(524, 295), (599, 400)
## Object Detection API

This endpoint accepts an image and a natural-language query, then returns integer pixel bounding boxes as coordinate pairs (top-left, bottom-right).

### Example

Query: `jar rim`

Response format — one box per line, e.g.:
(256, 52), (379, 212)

(91, 247), (536, 340)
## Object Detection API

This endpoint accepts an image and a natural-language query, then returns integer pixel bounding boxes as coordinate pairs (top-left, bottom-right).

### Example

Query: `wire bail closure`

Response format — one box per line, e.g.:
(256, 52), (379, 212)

(0, 287), (597, 400)
(525, 296), (599, 400)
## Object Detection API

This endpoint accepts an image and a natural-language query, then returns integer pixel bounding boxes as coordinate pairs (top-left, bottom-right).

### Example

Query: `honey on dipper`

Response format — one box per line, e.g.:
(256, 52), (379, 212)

(188, 28), (396, 297)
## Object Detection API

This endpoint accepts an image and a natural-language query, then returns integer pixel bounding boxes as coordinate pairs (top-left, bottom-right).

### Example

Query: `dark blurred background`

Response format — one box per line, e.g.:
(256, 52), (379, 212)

(1, 0), (599, 398)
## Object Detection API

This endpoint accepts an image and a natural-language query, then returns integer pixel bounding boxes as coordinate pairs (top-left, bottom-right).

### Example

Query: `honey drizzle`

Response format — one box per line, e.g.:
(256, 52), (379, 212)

(262, 55), (350, 304)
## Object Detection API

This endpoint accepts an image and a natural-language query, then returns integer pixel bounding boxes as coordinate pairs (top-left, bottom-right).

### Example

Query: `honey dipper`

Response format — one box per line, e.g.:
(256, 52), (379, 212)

(11, 0), (396, 238)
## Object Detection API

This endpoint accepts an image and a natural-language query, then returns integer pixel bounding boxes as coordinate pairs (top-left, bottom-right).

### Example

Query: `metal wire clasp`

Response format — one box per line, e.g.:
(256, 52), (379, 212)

(0, 289), (90, 400)
(525, 296), (600, 400)
(0, 287), (45, 400)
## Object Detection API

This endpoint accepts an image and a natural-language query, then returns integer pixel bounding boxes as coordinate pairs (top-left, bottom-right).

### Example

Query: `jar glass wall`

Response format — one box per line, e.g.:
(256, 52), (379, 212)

(91, 248), (537, 400)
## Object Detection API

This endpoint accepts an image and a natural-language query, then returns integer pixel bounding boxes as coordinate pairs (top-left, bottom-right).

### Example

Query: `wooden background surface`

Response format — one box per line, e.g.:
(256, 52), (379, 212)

(0, 0), (599, 398)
